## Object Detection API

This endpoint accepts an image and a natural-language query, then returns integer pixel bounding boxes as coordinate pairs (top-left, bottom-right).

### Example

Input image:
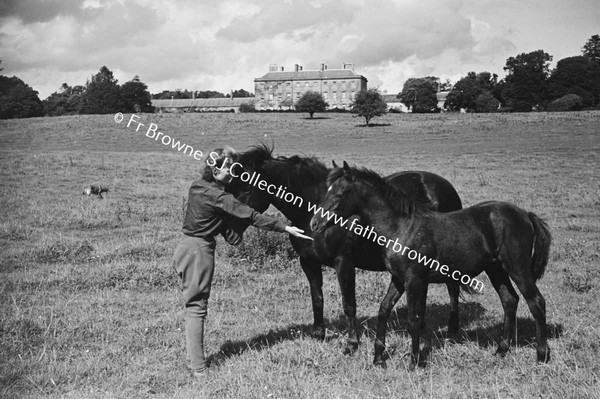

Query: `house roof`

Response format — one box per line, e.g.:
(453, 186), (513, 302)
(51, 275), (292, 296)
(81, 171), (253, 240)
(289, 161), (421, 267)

(152, 98), (252, 108)
(255, 69), (367, 82)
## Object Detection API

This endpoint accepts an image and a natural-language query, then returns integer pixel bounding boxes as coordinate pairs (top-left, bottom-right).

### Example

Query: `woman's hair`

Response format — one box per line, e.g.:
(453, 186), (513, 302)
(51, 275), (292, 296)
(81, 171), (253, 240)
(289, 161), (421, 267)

(202, 146), (238, 182)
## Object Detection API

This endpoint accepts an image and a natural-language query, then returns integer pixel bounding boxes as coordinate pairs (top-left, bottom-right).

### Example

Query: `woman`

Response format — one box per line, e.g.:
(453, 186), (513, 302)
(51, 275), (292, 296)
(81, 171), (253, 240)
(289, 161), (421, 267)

(173, 147), (312, 378)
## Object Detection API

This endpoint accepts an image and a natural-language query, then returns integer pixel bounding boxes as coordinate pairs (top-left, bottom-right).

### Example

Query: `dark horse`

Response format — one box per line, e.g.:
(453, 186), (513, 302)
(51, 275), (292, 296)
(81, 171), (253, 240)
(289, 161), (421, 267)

(310, 162), (552, 367)
(231, 144), (463, 353)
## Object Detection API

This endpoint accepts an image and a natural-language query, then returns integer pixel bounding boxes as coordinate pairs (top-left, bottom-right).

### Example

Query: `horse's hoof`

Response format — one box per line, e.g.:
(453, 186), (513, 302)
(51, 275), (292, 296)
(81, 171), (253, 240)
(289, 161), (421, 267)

(311, 328), (325, 341)
(494, 346), (509, 357)
(447, 315), (459, 333)
(537, 348), (550, 363)
(343, 346), (355, 356)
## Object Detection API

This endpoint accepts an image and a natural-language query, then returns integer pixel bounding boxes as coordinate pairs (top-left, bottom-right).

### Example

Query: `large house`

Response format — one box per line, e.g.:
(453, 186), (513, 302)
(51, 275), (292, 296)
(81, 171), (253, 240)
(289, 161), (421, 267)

(254, 63), (367, 110)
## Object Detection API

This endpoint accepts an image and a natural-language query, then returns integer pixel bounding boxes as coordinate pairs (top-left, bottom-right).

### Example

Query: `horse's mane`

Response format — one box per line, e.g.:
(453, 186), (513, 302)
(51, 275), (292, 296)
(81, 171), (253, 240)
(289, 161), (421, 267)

(327, 166), (433, 217)
(241, 143), (330, 188)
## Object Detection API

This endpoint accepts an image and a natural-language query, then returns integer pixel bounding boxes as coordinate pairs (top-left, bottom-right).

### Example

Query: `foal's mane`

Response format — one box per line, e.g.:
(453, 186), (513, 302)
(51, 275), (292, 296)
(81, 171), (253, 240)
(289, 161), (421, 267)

(327, 166), (433, 217)
(241, 143), (330, 188)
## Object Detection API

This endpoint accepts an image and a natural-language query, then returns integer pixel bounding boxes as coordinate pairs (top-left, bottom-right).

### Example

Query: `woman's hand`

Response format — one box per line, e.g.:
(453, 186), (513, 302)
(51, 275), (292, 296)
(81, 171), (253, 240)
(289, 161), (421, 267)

(285, 226), (314, 240)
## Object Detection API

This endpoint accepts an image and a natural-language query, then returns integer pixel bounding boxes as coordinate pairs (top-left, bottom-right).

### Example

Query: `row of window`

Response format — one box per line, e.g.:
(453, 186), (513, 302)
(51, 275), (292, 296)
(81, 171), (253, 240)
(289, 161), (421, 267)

(261, 80), (360, 90)
(260, 91), (356, 102)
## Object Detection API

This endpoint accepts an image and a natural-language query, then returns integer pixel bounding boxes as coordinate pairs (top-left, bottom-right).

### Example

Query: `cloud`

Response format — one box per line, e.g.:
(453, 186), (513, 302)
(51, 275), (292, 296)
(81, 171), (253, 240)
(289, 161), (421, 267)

(0, 0), (99, 23)
(216, 0), (353, 43)
(1, 0), (597, 99)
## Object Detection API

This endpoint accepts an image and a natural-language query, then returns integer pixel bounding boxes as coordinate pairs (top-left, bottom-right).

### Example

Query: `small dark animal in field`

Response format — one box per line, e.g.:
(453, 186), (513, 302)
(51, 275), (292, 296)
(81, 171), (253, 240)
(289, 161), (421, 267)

(82, 185), (109, 198)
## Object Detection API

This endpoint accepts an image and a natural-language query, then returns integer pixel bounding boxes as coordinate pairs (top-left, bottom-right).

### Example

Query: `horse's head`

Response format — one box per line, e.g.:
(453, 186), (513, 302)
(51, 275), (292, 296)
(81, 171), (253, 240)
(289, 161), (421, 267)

(310, 161), (364, 233)
(227, 143), (274, 213)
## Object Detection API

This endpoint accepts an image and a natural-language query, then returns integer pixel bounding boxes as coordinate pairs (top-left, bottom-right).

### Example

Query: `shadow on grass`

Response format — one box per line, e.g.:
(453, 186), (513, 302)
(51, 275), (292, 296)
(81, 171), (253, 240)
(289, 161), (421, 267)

(355, 123), (391, 127)
(301, 116), (331, 120)
(209, 301), (563, 367)
(361, 301), (563, 366)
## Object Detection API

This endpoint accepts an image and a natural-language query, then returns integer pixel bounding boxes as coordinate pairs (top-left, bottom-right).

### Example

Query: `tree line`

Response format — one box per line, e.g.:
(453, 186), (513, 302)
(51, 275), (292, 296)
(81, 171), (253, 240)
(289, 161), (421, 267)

(1, 35), (599, 119)
(398, 34), (600, 113)
(0, 65), (254, 119)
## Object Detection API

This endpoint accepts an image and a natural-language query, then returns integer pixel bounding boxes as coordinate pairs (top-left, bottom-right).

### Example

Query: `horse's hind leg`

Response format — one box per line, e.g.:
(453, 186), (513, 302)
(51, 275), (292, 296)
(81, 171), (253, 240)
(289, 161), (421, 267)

(374, 276), (404, 367)
(511, 276), (550, 362)
(334, 254), (359, 355)
(446, 282), (460, 333)
(300, 257), (325, 340)
(485, 266), (519, 356)
(406, 275), (428, 369)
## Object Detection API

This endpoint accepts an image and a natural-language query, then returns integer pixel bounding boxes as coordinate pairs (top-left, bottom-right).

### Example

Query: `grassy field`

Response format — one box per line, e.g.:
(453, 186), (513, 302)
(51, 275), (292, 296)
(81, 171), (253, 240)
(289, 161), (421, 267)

(1, 111), (599, 398)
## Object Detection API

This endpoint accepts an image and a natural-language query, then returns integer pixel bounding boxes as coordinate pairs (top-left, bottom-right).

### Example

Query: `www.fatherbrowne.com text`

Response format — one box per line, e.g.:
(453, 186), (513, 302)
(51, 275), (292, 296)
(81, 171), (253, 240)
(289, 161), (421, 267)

(226, 161), (485, 293)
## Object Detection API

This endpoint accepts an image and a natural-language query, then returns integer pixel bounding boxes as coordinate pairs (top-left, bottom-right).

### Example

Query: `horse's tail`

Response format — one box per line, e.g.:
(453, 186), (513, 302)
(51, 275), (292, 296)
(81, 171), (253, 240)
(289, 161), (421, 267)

(529, 212), (552, 281)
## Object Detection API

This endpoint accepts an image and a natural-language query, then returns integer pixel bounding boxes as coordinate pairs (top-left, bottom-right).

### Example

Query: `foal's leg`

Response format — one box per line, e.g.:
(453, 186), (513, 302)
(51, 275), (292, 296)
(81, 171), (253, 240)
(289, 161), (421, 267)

(446, 282), (460, 333)
(334, 254), (359, 354)
(406, 274), (428, 368)
(485, 267), (519, 356)
(374, 276), (404, 367)
(511, 276), (550, 362)
(300, 257), (325, 340)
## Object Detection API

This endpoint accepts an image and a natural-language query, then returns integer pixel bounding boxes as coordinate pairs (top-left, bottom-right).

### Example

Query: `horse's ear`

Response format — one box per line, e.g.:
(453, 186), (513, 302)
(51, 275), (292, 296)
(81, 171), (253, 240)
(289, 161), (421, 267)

(343, 161), (350, 172)
(332, 160), (339, 168)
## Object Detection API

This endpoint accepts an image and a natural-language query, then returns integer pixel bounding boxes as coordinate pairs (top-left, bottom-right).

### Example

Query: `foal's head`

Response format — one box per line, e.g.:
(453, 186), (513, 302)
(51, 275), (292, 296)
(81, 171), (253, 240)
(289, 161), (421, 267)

(310, 161), (432, 233)
(309, 161), (374, 233)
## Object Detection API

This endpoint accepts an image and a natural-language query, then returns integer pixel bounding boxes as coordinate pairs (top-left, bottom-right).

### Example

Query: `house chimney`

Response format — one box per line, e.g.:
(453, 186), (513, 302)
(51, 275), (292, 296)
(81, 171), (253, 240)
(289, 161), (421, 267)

(294, 64), (299, 72)
(281, 66), (284, 71)
(320, 63), (325, 71)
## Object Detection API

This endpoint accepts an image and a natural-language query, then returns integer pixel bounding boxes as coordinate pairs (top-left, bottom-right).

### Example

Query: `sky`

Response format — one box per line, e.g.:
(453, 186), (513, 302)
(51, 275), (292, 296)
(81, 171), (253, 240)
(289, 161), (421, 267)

(1, 0), (598, 99)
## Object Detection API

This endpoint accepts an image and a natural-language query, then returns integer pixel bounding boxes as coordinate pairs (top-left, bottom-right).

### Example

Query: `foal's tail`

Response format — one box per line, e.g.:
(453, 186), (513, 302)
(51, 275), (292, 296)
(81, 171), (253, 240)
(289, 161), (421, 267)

(528, 212), (552, 281)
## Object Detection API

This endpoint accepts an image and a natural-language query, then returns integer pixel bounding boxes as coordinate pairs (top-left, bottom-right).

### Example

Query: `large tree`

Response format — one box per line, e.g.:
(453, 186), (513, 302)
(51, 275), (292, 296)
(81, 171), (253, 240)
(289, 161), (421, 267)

(121, 78), (154, 113)
(350, 88), (388, 126)
(501, 50), (552, 112)
(582, 34), (600, 65)
(546, 56), (600, 108)
(43, 83), (84, 116)
(0, 75), (43, 119)
(295, 91), (328, 118)
(80, 66), (123, 114)
(398, 77), (439, 113)
(446, 72), (499, 112)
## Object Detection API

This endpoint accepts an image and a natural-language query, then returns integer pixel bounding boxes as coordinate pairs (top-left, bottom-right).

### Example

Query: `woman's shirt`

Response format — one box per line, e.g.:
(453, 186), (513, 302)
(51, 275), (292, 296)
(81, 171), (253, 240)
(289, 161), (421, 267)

(182, 179), (286, 238)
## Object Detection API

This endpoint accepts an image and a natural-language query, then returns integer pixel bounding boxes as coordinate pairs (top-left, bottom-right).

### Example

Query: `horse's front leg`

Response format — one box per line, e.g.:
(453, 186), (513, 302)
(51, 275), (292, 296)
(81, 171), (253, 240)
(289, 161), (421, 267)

(446, 281), (460, 333)
(406, 273), (428, 369)
(334, 253), (358, 355)
(300, 257), (325, 340)
(374, 276), (404, 367)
